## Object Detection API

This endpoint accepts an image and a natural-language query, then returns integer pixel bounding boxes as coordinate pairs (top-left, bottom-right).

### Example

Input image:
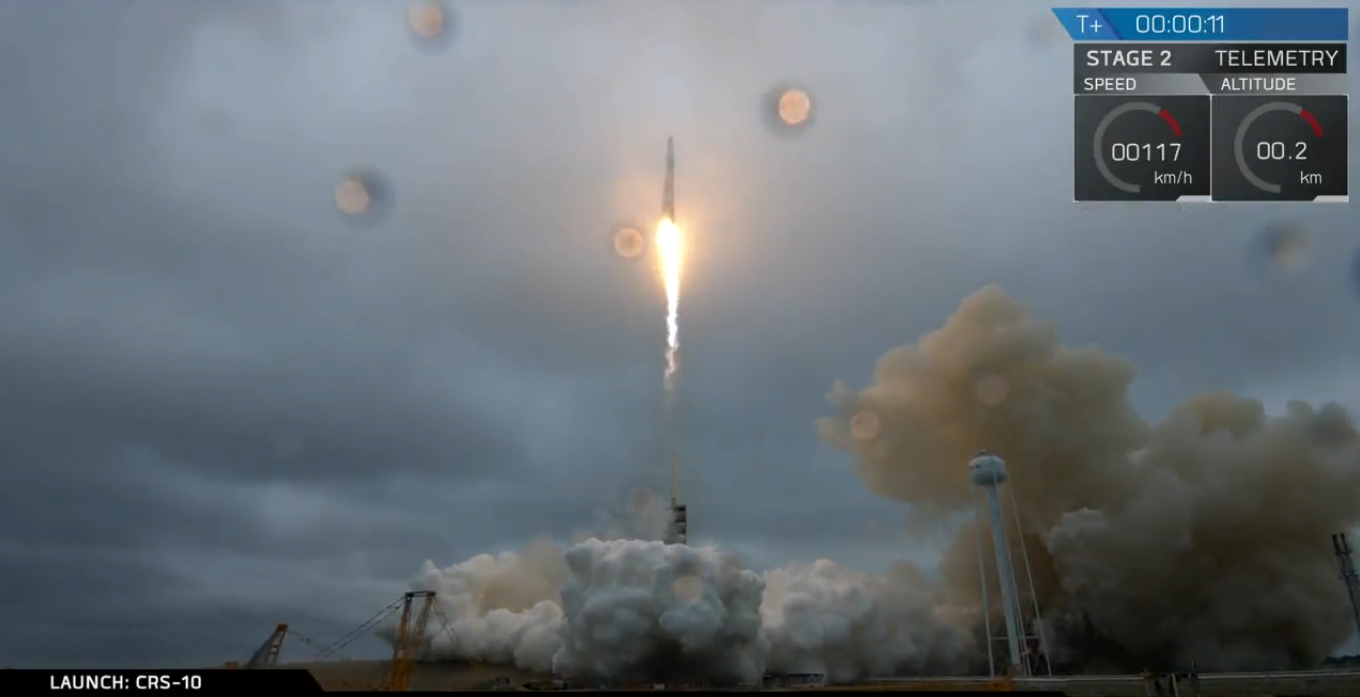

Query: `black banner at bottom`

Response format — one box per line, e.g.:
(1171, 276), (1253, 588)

(5, 669), (1075, 694)
(5, 669), (323, 692)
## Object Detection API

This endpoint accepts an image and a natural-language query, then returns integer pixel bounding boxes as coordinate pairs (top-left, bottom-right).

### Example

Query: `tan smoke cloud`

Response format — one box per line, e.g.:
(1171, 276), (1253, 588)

(817, 285), (1360, 671)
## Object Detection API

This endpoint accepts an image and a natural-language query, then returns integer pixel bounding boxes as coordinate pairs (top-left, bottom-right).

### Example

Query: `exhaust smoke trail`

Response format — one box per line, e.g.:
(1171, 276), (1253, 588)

(657, 138), (683, 393)
(657, 217), (684, 391)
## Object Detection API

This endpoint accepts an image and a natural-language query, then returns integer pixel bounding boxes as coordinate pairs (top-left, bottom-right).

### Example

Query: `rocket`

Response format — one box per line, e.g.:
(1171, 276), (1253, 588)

(662, 136), (675, 221)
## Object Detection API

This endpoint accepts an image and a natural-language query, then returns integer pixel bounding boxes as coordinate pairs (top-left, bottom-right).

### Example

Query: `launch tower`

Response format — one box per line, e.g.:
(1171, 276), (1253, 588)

(666, 452), (687, 545)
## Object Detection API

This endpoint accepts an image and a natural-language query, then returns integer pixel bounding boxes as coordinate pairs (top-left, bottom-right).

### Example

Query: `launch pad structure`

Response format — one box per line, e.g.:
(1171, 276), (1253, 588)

(232, 454), (1360, 693)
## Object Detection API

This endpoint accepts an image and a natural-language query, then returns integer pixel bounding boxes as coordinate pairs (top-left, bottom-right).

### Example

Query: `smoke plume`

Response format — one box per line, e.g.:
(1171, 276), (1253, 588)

(817, 285), (1360, 671)
(402, 285), (1360, 680)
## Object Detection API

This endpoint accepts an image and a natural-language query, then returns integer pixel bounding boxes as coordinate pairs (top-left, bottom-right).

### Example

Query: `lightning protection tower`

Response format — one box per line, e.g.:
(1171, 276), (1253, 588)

(969, 451), (1052, 678)
(1332, 532), (1360, 642)
(666, 452), (687, 545)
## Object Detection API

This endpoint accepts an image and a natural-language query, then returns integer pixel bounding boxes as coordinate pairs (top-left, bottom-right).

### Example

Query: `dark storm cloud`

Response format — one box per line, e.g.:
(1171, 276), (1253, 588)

(1, 0), (1358, 668)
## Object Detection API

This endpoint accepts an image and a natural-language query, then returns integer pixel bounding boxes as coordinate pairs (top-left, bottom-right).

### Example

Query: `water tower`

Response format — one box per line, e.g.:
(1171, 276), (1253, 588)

(968, 451), (1052, 677)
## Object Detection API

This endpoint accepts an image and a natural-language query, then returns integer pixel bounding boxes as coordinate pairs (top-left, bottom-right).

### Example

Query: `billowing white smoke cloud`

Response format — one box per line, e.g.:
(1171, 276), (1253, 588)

(761, 561), (973, 682)
(407, 538), (973, 684)
(411, 538), (566, 673)
(553, 539), (767, 684)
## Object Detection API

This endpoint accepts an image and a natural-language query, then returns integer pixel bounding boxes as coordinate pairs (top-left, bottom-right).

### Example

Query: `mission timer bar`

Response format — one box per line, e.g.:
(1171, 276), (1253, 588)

(1052, 8), (1348, 42)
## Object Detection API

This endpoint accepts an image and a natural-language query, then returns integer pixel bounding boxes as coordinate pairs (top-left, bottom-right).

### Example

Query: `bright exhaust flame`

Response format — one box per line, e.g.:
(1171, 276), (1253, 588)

(656, 217), (684, 389)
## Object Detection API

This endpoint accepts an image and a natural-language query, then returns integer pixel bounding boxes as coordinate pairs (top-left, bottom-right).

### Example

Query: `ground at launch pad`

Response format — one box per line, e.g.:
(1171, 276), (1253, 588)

(288, 658), (1360, 694)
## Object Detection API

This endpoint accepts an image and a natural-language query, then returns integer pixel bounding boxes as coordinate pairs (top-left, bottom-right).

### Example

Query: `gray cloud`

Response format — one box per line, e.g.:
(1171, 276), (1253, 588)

(2, 0), (1358, 668)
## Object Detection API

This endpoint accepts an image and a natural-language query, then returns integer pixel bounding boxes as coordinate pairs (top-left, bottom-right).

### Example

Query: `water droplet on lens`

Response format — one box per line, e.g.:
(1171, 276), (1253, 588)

(334, 168), (393, 226)
(850, 409), (880, 441)
(1249, 220), (1312, 281)
(762, 84), (815, 138)
(976, 375), (1010, 406)
(407, 1), (455, 49)
(612, 226), (645, 259)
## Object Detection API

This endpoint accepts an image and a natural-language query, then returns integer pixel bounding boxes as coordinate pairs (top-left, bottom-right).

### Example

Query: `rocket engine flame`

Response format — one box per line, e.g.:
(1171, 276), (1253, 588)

(657, 217), (684, 389)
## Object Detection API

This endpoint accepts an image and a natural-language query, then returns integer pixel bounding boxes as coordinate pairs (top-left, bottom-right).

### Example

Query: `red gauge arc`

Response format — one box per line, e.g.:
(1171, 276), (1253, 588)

(1299, 109), (1324, 137)
(1158, 109), (1183, 137)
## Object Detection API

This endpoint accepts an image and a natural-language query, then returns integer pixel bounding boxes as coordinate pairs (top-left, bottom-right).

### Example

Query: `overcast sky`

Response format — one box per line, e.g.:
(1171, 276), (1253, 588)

(2, 0), (1358, 668)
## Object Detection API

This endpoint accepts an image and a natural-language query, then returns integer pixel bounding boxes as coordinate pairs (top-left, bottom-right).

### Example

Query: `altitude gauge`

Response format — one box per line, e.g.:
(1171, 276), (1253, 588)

(1212, 95), (1348, 202)
(1074, 95), (1212, 202)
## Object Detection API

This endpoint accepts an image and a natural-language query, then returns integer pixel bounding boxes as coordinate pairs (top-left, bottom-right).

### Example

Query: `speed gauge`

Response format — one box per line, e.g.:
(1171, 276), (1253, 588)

(1074, 95), (1212, 202)
(1211, 95), (1348, 202)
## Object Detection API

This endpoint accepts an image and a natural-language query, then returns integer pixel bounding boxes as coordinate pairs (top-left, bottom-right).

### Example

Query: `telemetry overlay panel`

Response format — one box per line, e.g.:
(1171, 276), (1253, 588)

(1055, 7), (1349, 203)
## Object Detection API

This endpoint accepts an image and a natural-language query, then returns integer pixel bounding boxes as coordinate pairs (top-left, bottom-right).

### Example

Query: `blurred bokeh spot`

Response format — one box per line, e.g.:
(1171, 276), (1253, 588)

(334, 167), (394, 226)
(1025, 10), (1065, 49)
(1248, 220), (1312, 281)
(407, 1), (456, 50)
(975, 374), (1010, 406)
(762, 84), (815, 137)
(850, 409), (880, 441)
(612, 226), (645, 259)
